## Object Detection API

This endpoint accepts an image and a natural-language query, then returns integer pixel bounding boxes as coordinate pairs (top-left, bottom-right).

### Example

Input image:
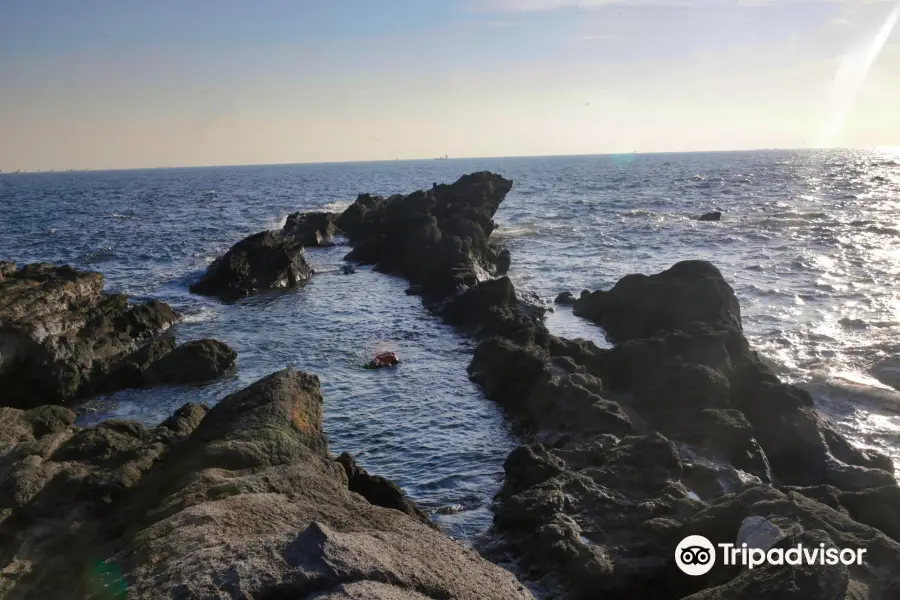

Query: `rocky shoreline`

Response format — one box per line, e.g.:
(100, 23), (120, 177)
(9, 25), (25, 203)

(2, 172), (899, 599)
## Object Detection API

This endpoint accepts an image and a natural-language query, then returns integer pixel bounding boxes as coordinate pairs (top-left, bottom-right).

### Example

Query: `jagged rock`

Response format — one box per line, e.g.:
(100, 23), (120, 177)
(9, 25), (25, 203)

(698, 211), (722, 222)
(338, 172), (514, 297)
(468, 337), (631, 437)
(0, 369), (532, 599)
(684, 530), (849, 600)
(565, 261), (893, 489)
(337, 452), (434, 528)
(495, 248), (512, 275)
(0, 262), (15, 278)
(143, 338), (236, 385)
(281, 211), (338, 246)
(190, 230), (314, 298)
(494, 433), (704, 599)
(686, 485), (900, 598)
(839, 485), (900, 543)
(445, 277), (547, 343)
(572, 260), (743, 342)
(0, 263), (180, 408)
(555, 291), (576, 305)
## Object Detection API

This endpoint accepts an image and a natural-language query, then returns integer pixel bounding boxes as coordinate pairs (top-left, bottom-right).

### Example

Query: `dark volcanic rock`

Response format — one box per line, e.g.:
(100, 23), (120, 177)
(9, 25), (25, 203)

(143, 338), (237, 385)
(555, 291), (576, 305)
(445, 276), (547, 343)
(469, 337), (632, 437)
(464, 259), (900, 599)
(337, 452), (435, 528)
(190, 230), (314, 298)
(698, 211), (722, 222)
(572, 260), (743, 342)
(684, 529), (849, 600)
(338, 172), (514, 297)
(99, 337), (236, 391)
(0, 369), (532, 599)
(0, 263), (180, 408)
(281, 211), (338, 246)
(494, 433), (704, 600)
(685, 485), (900, 598)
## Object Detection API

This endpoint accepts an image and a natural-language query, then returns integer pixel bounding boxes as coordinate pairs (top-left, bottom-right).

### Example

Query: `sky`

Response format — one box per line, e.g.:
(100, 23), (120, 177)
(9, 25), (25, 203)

(1, 0), (900, 171)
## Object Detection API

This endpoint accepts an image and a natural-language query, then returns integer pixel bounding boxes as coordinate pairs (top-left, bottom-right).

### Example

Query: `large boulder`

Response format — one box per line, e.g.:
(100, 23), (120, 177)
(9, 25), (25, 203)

(338, 172), (514, 297)
(0, 263), (180, 408)
(142, 338), (237, 385)
(281, 211), (339, 246)
(99, 337), (237, 390)
(573, 260), (743, 343)
(565, 262), (894, 489)
(190, 230), (314, 298)
(445, 277), (547, 344)
(0, 369), (532, 599)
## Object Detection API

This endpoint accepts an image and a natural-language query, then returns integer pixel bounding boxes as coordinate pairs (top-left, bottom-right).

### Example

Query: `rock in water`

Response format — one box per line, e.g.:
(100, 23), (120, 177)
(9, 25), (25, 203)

(143, 338), (237, 385)
(463, 259), (900, 598)
(281, 211), (338, 246)
(190, 230), (314, 298)
(0, 369), (533, 599)
(0, 263), (180, 407)
(338, 172), (514, 297)
(699, 211), (722, 221)
(555, 291), (576, 305)
(572, 260), (743, 342)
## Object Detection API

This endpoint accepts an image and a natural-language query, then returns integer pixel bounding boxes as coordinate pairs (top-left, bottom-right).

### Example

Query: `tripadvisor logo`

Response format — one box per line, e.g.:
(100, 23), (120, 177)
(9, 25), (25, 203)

(675, 535), (867, 576)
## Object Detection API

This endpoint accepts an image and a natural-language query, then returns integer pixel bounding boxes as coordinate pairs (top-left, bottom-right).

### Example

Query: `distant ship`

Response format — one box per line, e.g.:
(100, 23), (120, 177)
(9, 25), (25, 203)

(434, 154), (449, 160)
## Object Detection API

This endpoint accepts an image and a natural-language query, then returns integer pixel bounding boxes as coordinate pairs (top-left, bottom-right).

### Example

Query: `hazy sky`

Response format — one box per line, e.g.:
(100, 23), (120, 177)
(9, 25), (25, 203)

(2, 0), (900, 171)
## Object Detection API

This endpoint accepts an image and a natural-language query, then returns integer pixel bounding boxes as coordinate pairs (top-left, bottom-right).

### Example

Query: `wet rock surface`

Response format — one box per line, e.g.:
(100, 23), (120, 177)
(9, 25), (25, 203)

(190, 230), (314, 298)
(0, 369), (532, 600)
(0, 263), (182, 407)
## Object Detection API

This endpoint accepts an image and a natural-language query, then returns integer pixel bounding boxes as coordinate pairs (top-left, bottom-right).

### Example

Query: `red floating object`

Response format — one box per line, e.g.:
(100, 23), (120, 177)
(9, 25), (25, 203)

(368, 351), (399, 369)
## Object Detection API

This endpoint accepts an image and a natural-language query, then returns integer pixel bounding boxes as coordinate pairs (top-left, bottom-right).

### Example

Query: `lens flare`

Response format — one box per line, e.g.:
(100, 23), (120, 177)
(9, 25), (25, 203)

(819, 3), (900, 148)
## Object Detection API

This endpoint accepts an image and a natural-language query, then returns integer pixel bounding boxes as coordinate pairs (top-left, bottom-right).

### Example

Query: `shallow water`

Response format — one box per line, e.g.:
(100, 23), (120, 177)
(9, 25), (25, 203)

(2, 149), (899, 541)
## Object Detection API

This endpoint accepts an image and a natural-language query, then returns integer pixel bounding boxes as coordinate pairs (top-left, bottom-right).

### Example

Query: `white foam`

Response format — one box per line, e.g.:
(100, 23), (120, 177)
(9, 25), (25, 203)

(321, 200), (351, 212)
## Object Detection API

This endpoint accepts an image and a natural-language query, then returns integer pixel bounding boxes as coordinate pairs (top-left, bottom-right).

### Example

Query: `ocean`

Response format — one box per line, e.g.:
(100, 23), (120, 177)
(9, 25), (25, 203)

(2, 149), (899, 543)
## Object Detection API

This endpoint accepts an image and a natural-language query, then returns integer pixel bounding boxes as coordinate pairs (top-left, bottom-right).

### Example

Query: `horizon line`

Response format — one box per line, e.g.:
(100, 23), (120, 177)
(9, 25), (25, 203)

(0, 145), (882, 175)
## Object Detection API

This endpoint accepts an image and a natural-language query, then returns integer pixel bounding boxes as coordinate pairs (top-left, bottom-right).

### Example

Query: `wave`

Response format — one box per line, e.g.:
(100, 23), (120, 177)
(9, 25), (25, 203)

(265, 214), (289, 231)
(111, 213), (138, 221)
(321, 200), (351, 212)
(181, 307), (219, 323)
(493, 223), (540, 238)
(803, 370), (900, 414)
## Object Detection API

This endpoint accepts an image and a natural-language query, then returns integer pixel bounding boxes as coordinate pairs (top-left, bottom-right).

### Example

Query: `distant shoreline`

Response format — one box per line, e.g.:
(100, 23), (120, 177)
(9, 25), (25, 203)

(2, 146), (874, 176)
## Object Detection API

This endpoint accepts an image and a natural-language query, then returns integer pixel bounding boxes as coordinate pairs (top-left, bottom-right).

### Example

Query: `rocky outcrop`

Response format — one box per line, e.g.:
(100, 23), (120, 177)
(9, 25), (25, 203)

(337, 172), (514, 297)
(102, 336), (237, 389)
(572, 260), (743, 342)
(463, 260), (899, 599)
(445, 277), (547, 343)
(684, 486), (900, 598)
(698, 211), (722, 222)
(190, 230), (314, 298)
(337, 452), (435, 528)
(0, 263), (180, 408)
(0, 369), (532, 599)
(282, 211), (339, 246)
